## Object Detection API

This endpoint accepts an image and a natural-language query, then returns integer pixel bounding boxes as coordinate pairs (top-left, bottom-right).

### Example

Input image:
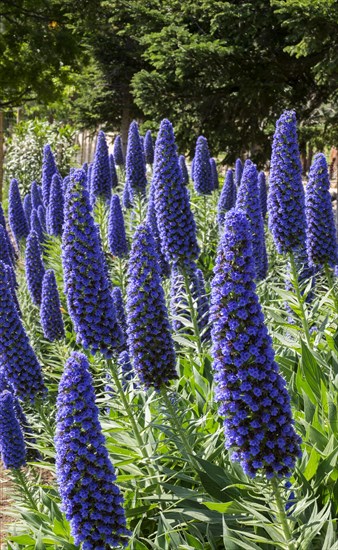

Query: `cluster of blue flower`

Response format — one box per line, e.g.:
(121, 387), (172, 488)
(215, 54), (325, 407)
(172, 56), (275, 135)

(1, 108), (336, 548)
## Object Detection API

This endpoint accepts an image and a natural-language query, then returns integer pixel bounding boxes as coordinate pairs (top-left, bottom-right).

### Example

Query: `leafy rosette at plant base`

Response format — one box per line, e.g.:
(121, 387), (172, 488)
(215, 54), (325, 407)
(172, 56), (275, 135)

(55, 352), (130, 549)
(62, 169), (123, 357)
(210, 209), (302, 478)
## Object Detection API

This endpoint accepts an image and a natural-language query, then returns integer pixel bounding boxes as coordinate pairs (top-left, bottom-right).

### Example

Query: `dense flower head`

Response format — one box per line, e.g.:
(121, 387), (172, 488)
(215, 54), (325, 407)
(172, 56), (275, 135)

(0, 260), (45, 400)
(0, 391), (26, 469)
(23, 194), (32, 229)
(118, 350), (134, 386)
(0, 371), (39, 460)
(37, 205), (46, 232)
(42, 144), (58, 207)
(125, 121), (147, 203)
(0, 225), (12, 266)
(112, 287), (127, 336)
(144, 130), (154, 165)
(305, 153), (338, 268)
(193, 136), (213, 195)
(153, 119), (199, 265)
(258, 171), (267, 219)
(4, 264), (20, 314)
(235, 158), (243, 187)
(210, 208), (302, 478)
(62, 169), (123, 357)
(30, 208), (44, 243)
(82, 162), (88, 174)
(268, 110), (307, 254)
(46, 174), (64, 236)
(9, 179), (29, 245)
(122, 181), (132, 209)
(179, 155), (189, 186)
(62, 175), (70, 195)
(113, 135), (124, 166)
(91, 130), (112, 204)
(108, 195), (128, 258)
(210, 158), (219, 190)
(40, 270), (65, 341)
(55, 352), (129, 549)
(0, 203), (16, 263)
(146, 180), (170, 277)
(31, 181), (43, 210)
(109, 153), (118, 189)
(217, 169), (236, 226)
(236, 160), (267, 280)
(25, 230), (45, 306)
(126, 224), (177, 389)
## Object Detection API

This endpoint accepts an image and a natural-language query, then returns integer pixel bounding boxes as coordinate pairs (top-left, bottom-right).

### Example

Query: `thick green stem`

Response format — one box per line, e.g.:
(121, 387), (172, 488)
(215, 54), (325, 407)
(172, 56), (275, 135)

(324, 263), (338, 313)
(289, 252), (311, 345)
(182, 266), (203, 358)
(13, 469), (38, 511)
(160, 387), (199, 471)
(270, 478), (296, 550)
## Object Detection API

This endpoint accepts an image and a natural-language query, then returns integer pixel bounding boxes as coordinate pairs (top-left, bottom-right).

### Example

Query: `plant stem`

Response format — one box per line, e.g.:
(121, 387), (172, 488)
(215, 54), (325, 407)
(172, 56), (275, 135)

(182, 265), (203, 358)
(324, 263), (338, 313)
(117, 257), (126, 295)
(35, 399), (54, 438)
(13, 469), (38, 511)
(160, 386), (199, 471)
(288, 252), (311, 345)
(107, 359), (162, 491)
(270, 478), (296, 550)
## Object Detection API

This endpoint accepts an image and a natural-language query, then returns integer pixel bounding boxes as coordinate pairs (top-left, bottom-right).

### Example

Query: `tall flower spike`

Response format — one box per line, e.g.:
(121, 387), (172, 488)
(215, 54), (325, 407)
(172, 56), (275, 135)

(37, 205), (46, 233)
(4, 264), (20, 314)
(109, 153), (118, 189)
(62, 175), (70, 196)
(90, 130), (112, 204)
(0, 391), (26, 469)
(0, 203), (15, 263)
(30, 208), (44, 243)
(112, 287), (128, 344)
(23, 194), (32, 229)
(0, 261), (45, 400)
(146, 180), (170, 277)
(144, 130), (154, 165)
(25, 230), (45, 306)
(42, 144), (58, 207)
(217, 169), (236, 226)
(268, 110), (307, 254)
(122, 181), (132, 209)
(179, 155), (189, 186)
(235, 158), (243, 187)
(31, 181), (43, 210)
(236, 160), (267, 280)
(0, 225), (12, 266)
(46, 174), (64, 236)
(306, 153), (338, 268)
(153, 119), (199, 266)
(258, 171), (267, 219)
(193, 136), (213, 195)
(210, 209), (302, 478)
(210, 158), (219, 190)
(192, 267), (210, 341)
(126, 224), (177, 389)
(125, 121), (147, 202)
(139, 135), (146, 171)
(62, 169), (123, 357)
(8, 179), (29, 245)
(0, 372), (39, 461)
(113, 135), (124, 166)
(40, 270), (65, 341)
(108, 195), (128, 258)
(55, 352), (129, 549)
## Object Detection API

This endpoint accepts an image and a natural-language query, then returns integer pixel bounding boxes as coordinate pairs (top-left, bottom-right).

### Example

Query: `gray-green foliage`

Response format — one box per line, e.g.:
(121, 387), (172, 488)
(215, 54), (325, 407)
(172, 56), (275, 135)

(4, 120), (78, 195)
